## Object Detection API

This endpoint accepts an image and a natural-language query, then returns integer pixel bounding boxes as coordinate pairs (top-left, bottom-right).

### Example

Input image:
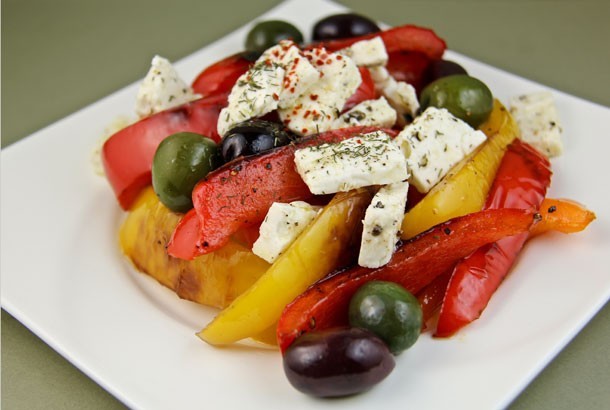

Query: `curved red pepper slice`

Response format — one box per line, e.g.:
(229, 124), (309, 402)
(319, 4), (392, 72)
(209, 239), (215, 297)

(343, 67), (377, 112)
(314, 24), (446, 61)
(191, 53), (252, 97)
(102, 93), (227, 210)
(277, 207), (539, 353)
(386, 51), (431, 95)
(435, 140), (552, 337)
(167, 126), (396, 260)
(416, 270), (452, 327)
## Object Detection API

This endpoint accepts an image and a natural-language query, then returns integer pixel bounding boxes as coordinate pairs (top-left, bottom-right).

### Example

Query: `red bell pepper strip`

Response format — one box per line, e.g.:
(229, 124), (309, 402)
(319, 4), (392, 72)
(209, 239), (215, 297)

(168, 208), (263, 260)
(416, 270), (452, 327)
(102, 93), (227, 210)
(314, 25), (446, 61)
(386, 51), (431, 95)
(191, 52), (252, 97)
(416, 199), (595, 332)
(435, 140), (552, 337)
(277, 207), (540, 353)
(343, 67), (377, 111)
(167, 126), (396, 260)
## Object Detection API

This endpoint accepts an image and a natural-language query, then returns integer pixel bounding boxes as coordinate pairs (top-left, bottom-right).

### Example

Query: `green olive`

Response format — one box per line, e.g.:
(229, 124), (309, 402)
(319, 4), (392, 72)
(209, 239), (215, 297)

(245, 20), (304, 54)
(419, 74), (493, 128)
(348, 281), (422, 355)
(152, 132), (219, 213)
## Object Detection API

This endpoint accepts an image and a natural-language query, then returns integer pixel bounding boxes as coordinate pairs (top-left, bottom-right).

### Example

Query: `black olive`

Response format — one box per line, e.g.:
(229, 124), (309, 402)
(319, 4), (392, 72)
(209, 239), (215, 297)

(426, 59), (468, 83)
(239, 49), (263, 62)
(221, 119), (295, 163)
(245, 20), (304, 54)
(312, 13), (381, 42)
(283, 327), (395, 397)
(220, 133), (248, 163)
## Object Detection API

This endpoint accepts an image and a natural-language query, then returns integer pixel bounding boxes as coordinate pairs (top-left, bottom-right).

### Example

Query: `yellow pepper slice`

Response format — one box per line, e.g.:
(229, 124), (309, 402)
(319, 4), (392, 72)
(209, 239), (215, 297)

(400, 100), (519, 239)
(119, 187), (270, 309)
(198, 188), (373, 345)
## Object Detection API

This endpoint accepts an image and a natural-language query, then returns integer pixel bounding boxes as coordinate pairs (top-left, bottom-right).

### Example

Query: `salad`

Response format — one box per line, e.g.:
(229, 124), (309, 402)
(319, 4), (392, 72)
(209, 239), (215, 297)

(101, 13), (595, 398)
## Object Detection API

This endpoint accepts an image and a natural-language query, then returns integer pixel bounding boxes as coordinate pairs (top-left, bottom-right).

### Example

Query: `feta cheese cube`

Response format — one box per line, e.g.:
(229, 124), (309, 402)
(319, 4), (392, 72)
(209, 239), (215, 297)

(135, 55), (200, 117)
(278, 47), (361, 136)
(217, 57), (285, 136)
(294, 131), (408, 195)
(334, 97), (396, 129)
(262, 42), (321, 109)
(509, 91), (563, 157)
(395, 107), (487, 193)
(369, 66), (419, 124)
(339, 37), (388, 67)
(359, 181), (409, 268)
(252, 201), (321, 263)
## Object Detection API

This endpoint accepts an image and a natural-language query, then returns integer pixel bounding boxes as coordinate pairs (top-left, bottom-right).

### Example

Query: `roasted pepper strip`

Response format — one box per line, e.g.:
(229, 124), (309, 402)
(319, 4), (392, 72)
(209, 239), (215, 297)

(277, 208), (539, 353)
(317, 24), (446, 61)
(401, 100), (519, 239)
(530, 198), (596, 236)
(197, 188), (373, 346)
(416, 198), (595, 330)
(435, 140), (552, 337)
(119, 187), (270, 309)
(416, 270), (452, 327)
(168, 126), (396, 259)
(191, 52), (252, 97)
(102, 93), (227, 210)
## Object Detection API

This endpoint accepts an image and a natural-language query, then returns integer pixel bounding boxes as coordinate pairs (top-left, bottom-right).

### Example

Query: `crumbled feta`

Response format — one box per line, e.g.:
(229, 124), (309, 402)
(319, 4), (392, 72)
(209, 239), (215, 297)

(359, 181), (409, 268)
(278, 47), (361, 136)
(261, 42), (320, 109)
(509, 91), (563, 157)
(217, 42), (362, 138)
(217, 57), (285, 136)
(135, 55), (200, 118)
(339, 37), (388, 67)
(395, 107), (487, 193)
(252, 201), (321, 263)
(333, 97), (396, 129)
(369, 66), (419, 124)
(294, 131), (408, 195)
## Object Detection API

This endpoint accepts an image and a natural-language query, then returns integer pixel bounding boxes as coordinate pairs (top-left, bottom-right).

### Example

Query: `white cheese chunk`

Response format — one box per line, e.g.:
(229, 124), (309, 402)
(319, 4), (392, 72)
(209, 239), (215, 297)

(261, 42), (321, 109)
(339, 37), (388, 67)
(359, 181), (409, 268)
(278, 47), (361, 136)
(395, 107), (487, 193)
(509, 91), (563, 157)
(135, 55), (200, 118)
(252, 201), (321, 263)
(217, 56), (285, 137)
(333, 97), (396, 129)
(369, 66), (419, 124)
(294, 131), (408, 195)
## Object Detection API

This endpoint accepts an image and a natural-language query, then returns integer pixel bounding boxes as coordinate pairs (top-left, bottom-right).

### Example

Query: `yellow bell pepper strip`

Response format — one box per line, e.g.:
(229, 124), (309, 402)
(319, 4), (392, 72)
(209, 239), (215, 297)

(400, 100), (519, 239)
(119, 187), (270, 309)
(197, 188), (373, 346)
(251, 324), (279, 346)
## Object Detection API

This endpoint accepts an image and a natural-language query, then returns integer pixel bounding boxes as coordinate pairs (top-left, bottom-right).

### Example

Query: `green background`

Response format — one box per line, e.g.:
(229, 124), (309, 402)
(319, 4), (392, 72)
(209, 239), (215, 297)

(2, 0), (609, 408)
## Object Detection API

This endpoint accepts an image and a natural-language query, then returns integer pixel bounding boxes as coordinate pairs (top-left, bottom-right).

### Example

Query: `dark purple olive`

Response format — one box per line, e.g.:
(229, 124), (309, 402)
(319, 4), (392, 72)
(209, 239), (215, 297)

(220, 119), (294, 163)
(283, 327), (395, 397)
(426, 59), (468, 83)
(312, 13), (381, 42)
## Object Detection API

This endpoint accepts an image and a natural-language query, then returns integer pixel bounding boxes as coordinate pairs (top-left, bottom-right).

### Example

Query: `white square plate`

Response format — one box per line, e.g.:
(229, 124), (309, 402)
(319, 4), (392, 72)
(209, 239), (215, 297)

(2, 0), (609, 409)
